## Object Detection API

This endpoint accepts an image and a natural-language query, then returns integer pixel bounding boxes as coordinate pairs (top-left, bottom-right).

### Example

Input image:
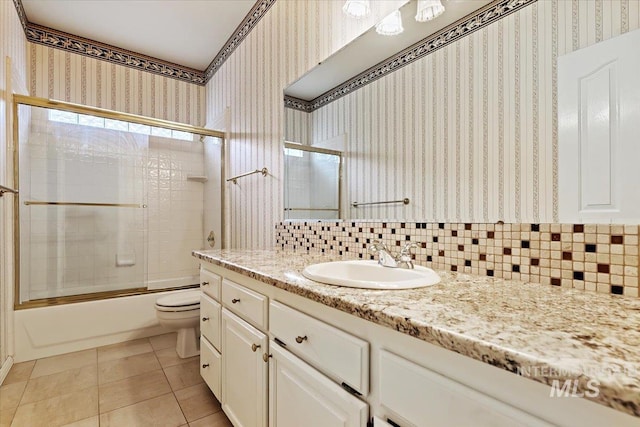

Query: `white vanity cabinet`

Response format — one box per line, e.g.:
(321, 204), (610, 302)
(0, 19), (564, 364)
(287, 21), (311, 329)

(269, 342), (368, 427)
(198, 262), (640, 427)
(222, 308), (268, 427)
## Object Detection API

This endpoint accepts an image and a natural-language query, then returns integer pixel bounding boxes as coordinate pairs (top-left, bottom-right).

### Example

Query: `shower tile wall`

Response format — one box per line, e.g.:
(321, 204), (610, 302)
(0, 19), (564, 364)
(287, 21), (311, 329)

(276, 221), (640, 298)
(146, 138), (204, 288)
(20, 110), (204, 301)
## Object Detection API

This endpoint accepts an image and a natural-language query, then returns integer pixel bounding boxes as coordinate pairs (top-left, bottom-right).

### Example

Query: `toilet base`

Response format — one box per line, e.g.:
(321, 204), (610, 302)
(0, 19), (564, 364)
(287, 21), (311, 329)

(176, 327), (200, 358)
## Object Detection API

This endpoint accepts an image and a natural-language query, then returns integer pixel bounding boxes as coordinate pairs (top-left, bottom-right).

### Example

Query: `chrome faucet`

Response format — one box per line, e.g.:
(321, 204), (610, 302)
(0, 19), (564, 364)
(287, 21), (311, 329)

(368, 240), (420, 269)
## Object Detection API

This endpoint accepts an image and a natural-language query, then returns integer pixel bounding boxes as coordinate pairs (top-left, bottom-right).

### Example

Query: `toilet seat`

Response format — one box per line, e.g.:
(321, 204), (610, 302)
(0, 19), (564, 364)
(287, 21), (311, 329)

(155, 290), (201, 312)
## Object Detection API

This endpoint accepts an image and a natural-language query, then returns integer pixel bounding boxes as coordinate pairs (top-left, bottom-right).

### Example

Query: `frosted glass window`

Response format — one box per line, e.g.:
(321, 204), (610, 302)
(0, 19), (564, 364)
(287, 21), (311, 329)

(151, 126), (173, 138)
(129, 123), (151, 135)
(105, 119), (128, 131)
(78, 114), (105, 128)
(172, 130), (194, 141)
(284, 148), (304, 157)
(49, 109), (78, 124)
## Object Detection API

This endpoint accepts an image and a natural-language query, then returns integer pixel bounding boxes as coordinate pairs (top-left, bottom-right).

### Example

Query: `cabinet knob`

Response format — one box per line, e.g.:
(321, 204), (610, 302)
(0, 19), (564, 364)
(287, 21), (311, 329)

(202, 317), (209, 322)
(263, 353), (272, 363)
(201, 281), (209, 286)
(202, 363), (209, 368)
(231, 298), (241, 304)
(295, 335), (308, 344)
(251, 343), (261, 352)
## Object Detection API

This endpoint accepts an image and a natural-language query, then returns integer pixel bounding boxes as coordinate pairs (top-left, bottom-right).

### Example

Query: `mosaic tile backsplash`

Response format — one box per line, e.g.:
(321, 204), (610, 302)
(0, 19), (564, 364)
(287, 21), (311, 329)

(275, 221), (640, 298)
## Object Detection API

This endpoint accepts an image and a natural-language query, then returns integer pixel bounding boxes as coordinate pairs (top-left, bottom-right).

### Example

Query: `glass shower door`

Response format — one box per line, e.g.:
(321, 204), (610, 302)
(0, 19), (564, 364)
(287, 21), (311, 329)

(17, 104), (148, 303)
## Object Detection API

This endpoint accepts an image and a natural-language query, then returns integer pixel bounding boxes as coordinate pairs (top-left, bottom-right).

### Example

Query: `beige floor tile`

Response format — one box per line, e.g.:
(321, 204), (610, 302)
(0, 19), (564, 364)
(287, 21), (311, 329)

(11, 386), (98, 427)
(174, 383), (221, 422)
(0, 406), (16, 427)
(31, 349), (96, 379)
(97, 338), (153, 363)
(3, 362), (35, 386)
(60, 415), (99, 427)
(21, 365), (97, 405)
(149, 333), (177, 351)
(99, 393), (186, 427)
(155, 347), (198, 369)
(0, 381), (26, 411)
(99, 369), (171, 413)
(98, 352), (161, 385)
(189, 410), (232, 427)
(163, 360), (203, 391)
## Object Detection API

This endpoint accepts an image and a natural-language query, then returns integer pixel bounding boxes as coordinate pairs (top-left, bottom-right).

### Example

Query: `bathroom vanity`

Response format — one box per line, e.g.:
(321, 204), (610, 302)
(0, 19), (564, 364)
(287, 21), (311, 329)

(193, 249), (640, 427)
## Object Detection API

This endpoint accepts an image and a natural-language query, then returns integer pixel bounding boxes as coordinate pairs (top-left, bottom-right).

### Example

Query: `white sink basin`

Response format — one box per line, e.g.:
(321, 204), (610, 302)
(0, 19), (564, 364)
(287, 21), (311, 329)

(302, 260), (441, 290)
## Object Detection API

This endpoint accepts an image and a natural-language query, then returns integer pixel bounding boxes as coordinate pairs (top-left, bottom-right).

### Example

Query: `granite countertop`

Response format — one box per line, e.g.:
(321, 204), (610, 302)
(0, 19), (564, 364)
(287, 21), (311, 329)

(193, 249), (640, 417)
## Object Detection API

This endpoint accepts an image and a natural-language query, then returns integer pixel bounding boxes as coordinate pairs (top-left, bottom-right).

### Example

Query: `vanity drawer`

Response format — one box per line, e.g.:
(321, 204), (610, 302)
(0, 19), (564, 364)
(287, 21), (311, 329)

(200, 336), (222, 401)
(200, 268), (221, 301)
(200, 294), (221, 351)
(222, 279), (267, 329)
(270, 300), (369, 395)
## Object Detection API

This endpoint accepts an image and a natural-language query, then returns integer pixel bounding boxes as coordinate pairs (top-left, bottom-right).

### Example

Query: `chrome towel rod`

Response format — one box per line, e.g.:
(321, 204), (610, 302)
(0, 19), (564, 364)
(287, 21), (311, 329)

(0, 184), (18, 197)
(352, 198), (410, 208)
(284, 208), (339, 212)
(227, 167), (268, 184)
(24, 201), (145, 208)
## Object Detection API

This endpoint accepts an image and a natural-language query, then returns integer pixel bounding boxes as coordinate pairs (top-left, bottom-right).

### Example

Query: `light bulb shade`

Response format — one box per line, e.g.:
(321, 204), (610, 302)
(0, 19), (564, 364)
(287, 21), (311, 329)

(376, 10), (404, 36)
(415, 0), (445, 22)
(342, 0), (370, 19)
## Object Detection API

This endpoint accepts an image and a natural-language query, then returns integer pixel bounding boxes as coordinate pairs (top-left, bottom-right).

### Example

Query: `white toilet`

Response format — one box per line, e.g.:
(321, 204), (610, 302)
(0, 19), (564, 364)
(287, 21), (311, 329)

(155, 290), (201, 358)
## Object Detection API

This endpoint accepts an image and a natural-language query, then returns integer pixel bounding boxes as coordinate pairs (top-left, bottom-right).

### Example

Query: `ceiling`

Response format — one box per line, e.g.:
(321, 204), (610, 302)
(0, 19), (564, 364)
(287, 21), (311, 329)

(285, 0), (493, 101)
(21, 0), (256, 70)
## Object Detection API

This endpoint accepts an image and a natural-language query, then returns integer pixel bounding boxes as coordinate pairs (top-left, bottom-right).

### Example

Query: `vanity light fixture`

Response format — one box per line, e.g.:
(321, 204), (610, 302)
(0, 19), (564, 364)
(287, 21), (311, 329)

(376, 10), (404, 36)
(342, 0), (370, 19)
(415, 0), (445, 22)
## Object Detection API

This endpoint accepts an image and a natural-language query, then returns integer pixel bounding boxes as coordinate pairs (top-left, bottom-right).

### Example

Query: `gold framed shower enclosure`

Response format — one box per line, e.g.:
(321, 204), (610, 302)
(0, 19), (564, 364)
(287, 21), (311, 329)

(12, 95), (225, 309)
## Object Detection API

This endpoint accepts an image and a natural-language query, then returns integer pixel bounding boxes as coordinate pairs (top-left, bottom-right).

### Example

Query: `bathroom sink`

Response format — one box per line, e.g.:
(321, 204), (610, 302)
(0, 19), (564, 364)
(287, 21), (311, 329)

(302, 260), (440, 290)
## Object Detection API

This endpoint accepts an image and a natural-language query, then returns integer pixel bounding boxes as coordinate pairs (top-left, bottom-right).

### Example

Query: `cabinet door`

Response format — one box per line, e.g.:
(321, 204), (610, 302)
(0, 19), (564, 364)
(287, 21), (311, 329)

(269, 342), (368, 427)
(379, 350), (551, 427)
(222, 308), (268, 427)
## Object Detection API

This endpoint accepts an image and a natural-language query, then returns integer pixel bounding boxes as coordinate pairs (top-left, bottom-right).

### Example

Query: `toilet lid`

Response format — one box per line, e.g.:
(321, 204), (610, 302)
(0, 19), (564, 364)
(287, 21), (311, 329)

(155, 290), (201, 309)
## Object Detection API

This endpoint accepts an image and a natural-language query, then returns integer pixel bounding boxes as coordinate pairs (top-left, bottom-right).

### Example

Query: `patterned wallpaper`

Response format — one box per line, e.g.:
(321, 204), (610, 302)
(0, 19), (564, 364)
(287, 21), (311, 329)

(288, 0), (640, 226)
(206, 0), (408, 249)
(28, 43), (206, 127)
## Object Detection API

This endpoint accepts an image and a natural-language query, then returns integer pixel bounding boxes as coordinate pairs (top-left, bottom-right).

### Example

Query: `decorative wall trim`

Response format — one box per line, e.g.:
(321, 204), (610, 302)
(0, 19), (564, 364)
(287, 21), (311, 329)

(11, 0), (28, 30)
(23, 24), (205, 85)
(12, 0), (274, 86)
(284, 95), (313, 112)
(285, 0), (537, 113)
(204, 0), (277, 82)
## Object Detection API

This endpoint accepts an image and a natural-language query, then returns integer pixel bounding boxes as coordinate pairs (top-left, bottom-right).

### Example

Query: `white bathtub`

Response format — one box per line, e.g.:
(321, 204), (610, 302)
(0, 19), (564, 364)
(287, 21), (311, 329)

(13, 289), (195, 362)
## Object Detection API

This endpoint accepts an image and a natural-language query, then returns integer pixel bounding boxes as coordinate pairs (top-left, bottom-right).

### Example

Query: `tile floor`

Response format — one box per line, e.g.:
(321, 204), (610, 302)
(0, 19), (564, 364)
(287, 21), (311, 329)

(0, 333), (232, 427)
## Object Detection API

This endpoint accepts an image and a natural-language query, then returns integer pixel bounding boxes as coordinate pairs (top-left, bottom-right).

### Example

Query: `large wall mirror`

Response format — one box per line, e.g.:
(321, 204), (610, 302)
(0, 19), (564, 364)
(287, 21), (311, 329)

(284, 0), (556, 226)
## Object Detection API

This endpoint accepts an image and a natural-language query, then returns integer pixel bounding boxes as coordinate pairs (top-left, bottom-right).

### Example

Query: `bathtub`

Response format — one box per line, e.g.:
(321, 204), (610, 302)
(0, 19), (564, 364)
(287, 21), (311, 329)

(13, 288), (196, 362)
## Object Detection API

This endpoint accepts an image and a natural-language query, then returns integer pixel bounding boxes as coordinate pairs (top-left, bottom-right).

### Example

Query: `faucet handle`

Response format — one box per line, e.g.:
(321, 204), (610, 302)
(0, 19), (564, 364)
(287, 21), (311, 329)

(400, 242), (420, 256)
(368, 239), (389, 254)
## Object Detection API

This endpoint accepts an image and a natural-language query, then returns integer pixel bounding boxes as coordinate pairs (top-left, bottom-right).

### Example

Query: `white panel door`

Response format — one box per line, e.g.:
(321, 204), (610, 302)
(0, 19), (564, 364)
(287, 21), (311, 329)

(222, 309), (268, 427)
(269, 343), (368, 427)
(559, 29), (640, 223)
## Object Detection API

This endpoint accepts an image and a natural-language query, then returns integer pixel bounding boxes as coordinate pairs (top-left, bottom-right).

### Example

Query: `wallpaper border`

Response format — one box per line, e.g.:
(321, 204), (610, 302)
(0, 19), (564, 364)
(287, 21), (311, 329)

(203, 0), (277, 82)
(12, 0), (275, 86)
(285, 0), (538, 113)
